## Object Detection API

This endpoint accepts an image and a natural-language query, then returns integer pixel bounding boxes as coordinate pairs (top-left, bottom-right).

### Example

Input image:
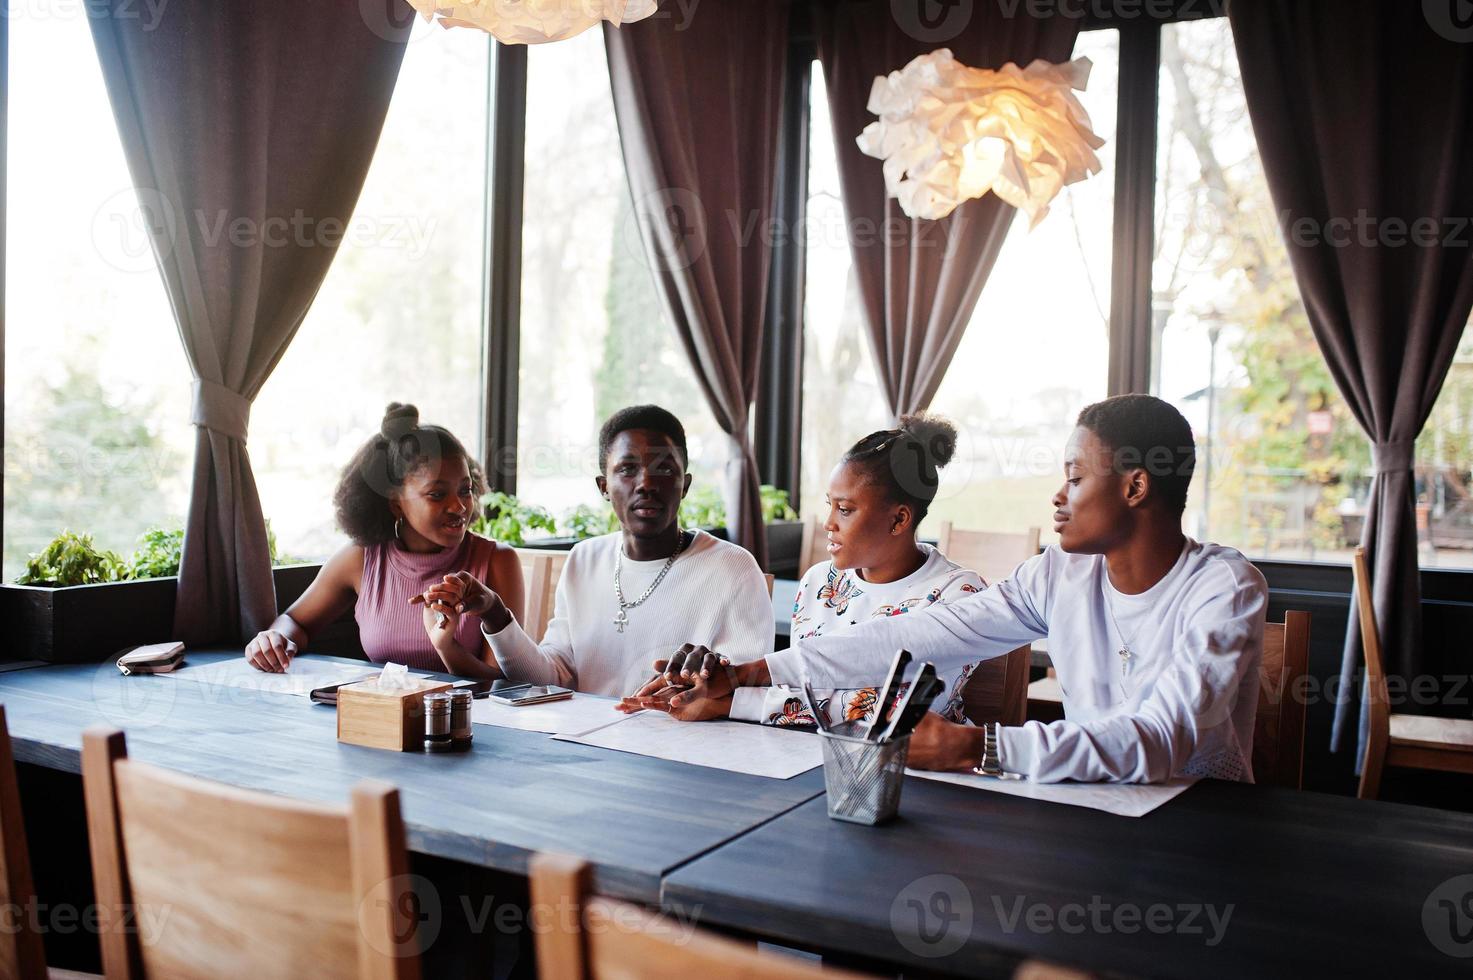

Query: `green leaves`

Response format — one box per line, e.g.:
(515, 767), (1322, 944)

(14, 520), (299, 586)
(471, 485), (798, 545)
(127, 526), (185, 579)
(17, 530), (129, 586)
(472, 491), (559, 547)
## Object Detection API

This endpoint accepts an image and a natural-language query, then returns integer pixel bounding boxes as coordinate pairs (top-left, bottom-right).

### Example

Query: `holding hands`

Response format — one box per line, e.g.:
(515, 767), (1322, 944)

(618, 644), (744, 721)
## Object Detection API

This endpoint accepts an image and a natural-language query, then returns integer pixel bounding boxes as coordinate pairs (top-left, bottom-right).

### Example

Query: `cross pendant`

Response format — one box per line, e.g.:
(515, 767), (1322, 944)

(613, 609), (628, 633)
(1119, 647), (1133, 677)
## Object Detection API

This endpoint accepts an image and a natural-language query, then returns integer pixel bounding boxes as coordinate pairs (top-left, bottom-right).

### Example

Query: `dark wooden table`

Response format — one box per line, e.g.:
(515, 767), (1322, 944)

(662, 774), (1473, 978)
(0, 651), (824, 903)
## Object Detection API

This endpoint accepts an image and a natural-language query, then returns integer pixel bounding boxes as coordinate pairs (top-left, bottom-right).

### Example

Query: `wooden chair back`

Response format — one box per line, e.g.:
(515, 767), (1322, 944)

(530, 853), (871, 980)
(0, 706), (49, 980)
(960, 647), (1032, 728)
(516, 549), (569, 643)
(81, 727), (420, 980)
(797, 514), (828, 578)
(935, 523), (1041, 586)
(764, 573), (775, 598)
(1251, 611), (1311, 789)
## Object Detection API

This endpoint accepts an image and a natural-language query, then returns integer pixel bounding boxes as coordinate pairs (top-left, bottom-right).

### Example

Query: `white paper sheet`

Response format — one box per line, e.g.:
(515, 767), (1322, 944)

(908, 769), (1198, 818)
(470, 693), (626, 735)
(170, 656), (382, 699)
(553, 712), (823, 780)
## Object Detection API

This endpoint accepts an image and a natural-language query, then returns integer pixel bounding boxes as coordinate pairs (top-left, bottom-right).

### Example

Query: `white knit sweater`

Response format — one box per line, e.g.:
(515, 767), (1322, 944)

(483, 529), (773, 697)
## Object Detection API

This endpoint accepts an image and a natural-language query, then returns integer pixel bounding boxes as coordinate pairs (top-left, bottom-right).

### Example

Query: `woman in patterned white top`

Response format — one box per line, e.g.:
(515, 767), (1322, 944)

(626, 413), (986, 728)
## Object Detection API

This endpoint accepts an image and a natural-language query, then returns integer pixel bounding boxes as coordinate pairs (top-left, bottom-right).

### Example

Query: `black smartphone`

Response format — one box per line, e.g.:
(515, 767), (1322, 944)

(452, 678), (494, 699)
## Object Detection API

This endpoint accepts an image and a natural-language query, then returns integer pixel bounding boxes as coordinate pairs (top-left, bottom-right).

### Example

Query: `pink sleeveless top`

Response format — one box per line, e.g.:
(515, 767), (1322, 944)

(356, 532), (501, 672)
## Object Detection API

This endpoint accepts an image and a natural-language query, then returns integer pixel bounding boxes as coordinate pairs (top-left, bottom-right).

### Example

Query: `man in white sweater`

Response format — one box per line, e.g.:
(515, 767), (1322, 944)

(629, 395), (1269, 785)
(468, 406), (772, 697)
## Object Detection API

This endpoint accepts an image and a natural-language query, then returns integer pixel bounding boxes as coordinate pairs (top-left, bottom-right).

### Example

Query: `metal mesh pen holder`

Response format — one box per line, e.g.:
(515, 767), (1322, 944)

(820, 731), (911, 825)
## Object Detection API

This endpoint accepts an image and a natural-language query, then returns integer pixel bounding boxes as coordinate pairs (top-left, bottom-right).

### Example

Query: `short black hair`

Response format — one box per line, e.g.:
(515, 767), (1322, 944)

(842, 413), (959, 524)
(1075, 394), (1196, 515)
(334, 402), (486, 545)
(597, 405), (688, 471)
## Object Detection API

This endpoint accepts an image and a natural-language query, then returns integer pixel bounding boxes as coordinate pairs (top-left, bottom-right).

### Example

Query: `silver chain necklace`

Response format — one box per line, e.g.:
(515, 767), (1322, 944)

(613, 530), (687, 633)
(1103, 590), (1140, 679)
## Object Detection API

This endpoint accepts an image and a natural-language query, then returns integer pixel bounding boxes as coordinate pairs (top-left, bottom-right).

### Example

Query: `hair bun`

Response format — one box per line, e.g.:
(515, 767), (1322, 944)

(380, 402), (420, 441)
(899, 412), (958, 469)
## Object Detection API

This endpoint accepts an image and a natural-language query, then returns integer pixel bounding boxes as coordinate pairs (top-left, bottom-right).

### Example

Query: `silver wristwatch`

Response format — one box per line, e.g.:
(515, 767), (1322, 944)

(972, 721), (1015, 779)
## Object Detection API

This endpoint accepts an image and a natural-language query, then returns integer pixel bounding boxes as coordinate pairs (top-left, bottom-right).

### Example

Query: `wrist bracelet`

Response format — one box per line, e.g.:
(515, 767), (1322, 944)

(972, 722), (1018, 779)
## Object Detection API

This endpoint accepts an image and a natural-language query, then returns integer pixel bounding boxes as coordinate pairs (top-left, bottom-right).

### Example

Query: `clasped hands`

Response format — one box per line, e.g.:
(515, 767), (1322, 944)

(615, 644), (985, 772)
(617, 644), (749, 721)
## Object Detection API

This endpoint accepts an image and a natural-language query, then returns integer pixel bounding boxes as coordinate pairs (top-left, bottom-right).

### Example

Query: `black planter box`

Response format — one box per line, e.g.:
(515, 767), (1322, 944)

(2, 577), (177, 664)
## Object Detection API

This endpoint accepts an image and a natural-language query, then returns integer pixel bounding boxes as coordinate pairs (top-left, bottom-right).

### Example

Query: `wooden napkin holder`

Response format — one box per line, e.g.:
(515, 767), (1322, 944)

(337, 677), (455, 752)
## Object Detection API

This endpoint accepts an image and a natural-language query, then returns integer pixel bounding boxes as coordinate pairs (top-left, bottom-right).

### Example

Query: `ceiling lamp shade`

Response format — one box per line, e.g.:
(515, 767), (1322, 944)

(404, 0), (658, 44)
(857, 49), (1105, 224)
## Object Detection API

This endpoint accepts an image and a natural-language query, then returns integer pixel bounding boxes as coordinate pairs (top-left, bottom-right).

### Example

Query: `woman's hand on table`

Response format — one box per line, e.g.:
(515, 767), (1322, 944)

(618, 684), (734, 722)
(245, 630), (296, 673)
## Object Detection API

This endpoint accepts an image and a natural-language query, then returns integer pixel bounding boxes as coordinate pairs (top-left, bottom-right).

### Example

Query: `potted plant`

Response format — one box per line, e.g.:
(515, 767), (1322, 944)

(4, 524), (308, 663)
(2, 530), (177, 663)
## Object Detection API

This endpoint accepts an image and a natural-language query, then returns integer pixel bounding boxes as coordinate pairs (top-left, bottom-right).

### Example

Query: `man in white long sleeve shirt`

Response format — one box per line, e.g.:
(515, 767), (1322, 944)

(469, 406), (772, 697)
(626, 395), (1268, 785)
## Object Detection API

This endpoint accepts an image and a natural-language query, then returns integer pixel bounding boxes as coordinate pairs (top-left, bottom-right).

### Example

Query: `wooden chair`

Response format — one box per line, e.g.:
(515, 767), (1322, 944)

(796, 514), (827, 578)
(516, 548), (569, 643)
(764, 573), (775, 598)
(0, 705), (56, 980)
(1252, 611), (1311, 789)
(530, 853), (872, 980)
(81, 727), (420, 979)
(934, 522), (1041, 586)
(1353, 548), (1473, 799)
(961, 647), (1032, 728)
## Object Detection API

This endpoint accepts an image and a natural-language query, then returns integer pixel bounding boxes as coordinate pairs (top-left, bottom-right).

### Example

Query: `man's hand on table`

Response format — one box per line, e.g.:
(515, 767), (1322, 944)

(907, 711), (987, 772)
(617, 644), (766, 721)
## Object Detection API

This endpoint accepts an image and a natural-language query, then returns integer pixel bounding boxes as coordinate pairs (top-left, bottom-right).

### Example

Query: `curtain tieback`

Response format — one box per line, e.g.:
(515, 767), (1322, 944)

(191, 379), (251, 442)
(1370, 440), (1414, 475)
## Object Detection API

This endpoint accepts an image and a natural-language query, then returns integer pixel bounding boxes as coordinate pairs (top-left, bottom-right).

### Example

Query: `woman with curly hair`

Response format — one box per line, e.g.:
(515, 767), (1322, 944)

(245, 403), (524, 678)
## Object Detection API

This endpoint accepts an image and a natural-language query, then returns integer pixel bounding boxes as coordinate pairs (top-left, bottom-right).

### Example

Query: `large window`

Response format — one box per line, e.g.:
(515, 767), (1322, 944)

(799, 66), (891, 515)
(924, 30), (1119, 543)
(4, 15), (189, 579)
(1151, 18), (1472, 569)
(253, 23), (490, 561)
(516, 29), (725, 527)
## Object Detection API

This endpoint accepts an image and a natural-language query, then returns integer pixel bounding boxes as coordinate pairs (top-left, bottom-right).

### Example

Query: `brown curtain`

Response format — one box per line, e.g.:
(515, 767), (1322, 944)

(1229, 0), (1473, 758)
(815, 0), (1083, 419)
(88, 0), (411, 642)
(604, 1), (788, 569)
